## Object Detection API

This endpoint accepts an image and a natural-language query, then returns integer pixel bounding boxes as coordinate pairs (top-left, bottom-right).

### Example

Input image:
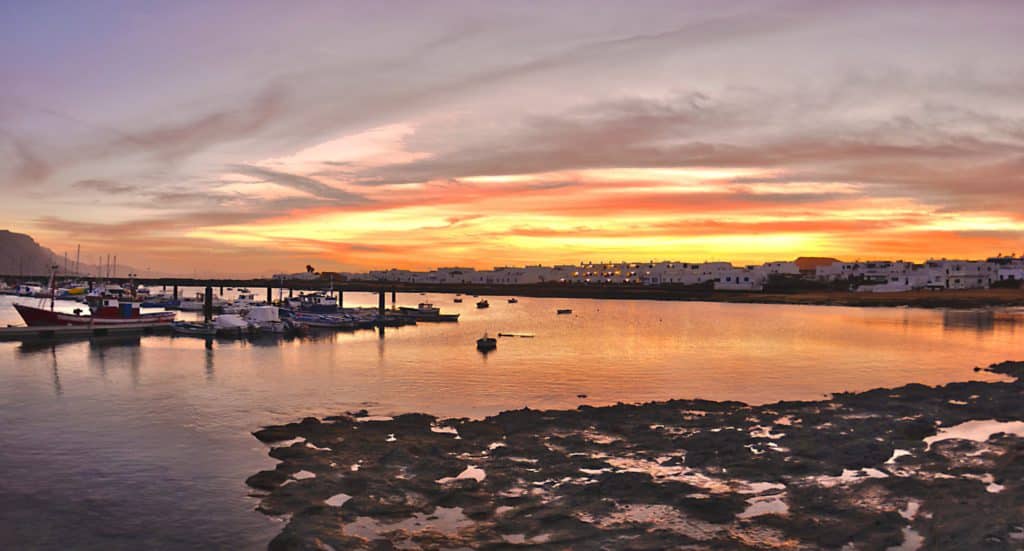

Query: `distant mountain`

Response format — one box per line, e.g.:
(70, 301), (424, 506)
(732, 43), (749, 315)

(0, 229), (135, 277)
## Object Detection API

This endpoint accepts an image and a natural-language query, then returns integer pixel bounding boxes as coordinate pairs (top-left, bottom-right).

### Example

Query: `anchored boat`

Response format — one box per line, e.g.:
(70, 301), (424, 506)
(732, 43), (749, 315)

(476, 333), (497, 351)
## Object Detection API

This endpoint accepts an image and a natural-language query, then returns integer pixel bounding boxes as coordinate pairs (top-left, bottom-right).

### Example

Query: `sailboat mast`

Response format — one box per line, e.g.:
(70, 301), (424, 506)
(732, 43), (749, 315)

(49, 265), (57, 312)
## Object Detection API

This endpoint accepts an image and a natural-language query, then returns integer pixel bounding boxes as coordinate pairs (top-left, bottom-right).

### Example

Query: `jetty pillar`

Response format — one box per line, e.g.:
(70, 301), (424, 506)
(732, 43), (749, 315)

(288, 288), (293, 298)
(391, 289), (396, 307)
(267, 286), (273, 304)
(172, 285), (178, 301)
(378, 291), (386, 323)
(338, 290), (343, 309)
(204, 286), (213, 323)
(219, 286), (224, 296)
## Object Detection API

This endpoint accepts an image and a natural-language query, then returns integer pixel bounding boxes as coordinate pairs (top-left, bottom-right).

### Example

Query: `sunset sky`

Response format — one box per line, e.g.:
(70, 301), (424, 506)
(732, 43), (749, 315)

(3, 1), (1024, 276)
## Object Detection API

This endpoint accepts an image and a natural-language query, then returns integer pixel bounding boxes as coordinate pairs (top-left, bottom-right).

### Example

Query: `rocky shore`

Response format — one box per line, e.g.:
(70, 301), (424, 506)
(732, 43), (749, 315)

(248, 362), (1023, 550)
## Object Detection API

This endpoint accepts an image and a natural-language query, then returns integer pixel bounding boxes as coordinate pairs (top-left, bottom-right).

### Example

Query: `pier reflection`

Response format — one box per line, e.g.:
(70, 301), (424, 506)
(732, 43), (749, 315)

(205, 338), (214, 380)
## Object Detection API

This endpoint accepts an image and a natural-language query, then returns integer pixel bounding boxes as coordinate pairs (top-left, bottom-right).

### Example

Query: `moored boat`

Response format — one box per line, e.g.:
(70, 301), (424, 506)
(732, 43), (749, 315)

(557, 308), (572, 315)
(299, 292), (340, 314)
(476, 333), (497, 351)
(172, 321), (216, 336)
(293, 312), (355, 329)
(477, 299), (489, 309)
(16, 283), (45, 297)
(14, 299), (175, 326)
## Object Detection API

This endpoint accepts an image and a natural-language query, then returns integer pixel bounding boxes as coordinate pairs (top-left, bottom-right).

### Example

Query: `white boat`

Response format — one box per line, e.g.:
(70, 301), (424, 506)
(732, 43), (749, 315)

(246, 306), (285, 333)
(16, 283), (45, 297)
(214, 314), (249, 336)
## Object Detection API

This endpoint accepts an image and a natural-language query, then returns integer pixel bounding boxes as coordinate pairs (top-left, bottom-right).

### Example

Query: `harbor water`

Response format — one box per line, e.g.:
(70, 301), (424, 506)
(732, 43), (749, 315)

(0, 291), (1021, 549)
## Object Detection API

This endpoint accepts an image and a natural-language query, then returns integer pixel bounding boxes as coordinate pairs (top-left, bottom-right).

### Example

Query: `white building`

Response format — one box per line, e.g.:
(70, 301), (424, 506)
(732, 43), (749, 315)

(997, 266), (1024, 282)
(713, 268), (766, 291)
(759, 261), (801, 275)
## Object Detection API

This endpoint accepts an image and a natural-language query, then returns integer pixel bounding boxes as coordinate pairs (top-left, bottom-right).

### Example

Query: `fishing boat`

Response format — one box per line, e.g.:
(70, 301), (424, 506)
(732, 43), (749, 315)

(14, 295), (175, 326)
(476, 333), (497, 351)
(507, 297), (518, 303)
(557, 308), (572, 315)
(476, 299), (489, 309)
(453, 297), (463, 303)
(298, 292), (340, 314)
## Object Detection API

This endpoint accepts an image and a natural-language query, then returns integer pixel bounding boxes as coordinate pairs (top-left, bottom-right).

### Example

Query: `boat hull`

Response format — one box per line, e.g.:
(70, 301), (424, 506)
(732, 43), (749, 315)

(14, 304), (175, 327)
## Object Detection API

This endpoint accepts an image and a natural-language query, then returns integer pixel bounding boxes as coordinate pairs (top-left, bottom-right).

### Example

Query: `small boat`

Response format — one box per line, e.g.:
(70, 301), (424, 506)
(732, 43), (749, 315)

(172, 321), (216, 336)
(557, 309), (572, 315)
(507, 298), (518, 303)
(476, 333), (497, 351)
(16, 283), (45, 297)
(293, 312), (355, 329)
(476, 299), (489, 309)
(399, 303), (440, 316)
(453, 297), (463, 303)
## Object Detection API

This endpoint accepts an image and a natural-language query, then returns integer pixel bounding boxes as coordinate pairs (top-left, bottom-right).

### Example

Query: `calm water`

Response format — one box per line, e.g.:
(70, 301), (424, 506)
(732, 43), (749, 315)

(0, 291), (1021, 549)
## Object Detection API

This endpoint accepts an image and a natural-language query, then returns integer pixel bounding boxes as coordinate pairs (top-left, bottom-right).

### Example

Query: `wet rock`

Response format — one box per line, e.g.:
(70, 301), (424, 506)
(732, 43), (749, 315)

(250, 361), (1024, 550)
(253, 427), (298, 443)
(246, 469), (289, 491)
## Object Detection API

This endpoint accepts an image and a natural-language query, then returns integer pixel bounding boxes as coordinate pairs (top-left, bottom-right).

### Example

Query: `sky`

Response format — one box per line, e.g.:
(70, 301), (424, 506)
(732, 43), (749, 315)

(2, 0), (1024, 276)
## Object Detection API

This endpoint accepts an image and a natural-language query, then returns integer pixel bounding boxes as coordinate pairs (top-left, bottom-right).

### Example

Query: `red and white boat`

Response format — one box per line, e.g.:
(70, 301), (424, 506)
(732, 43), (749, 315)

(14, 297), (176, 326)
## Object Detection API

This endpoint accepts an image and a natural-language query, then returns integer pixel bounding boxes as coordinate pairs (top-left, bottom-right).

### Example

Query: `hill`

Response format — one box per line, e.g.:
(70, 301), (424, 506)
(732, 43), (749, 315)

(0, 229), (135, 277)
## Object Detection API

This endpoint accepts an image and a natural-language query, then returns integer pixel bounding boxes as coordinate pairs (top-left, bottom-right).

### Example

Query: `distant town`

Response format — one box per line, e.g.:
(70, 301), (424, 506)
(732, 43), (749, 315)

(274, 255), (1024, 293)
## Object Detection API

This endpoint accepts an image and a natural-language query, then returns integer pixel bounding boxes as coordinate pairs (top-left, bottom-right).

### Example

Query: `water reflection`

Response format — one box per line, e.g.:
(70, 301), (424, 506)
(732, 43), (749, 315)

(0, 294), (1022, 550)
(942, 309), (1024, 333)
(50, 346), (62, 397)
(205, 339), (215, 380)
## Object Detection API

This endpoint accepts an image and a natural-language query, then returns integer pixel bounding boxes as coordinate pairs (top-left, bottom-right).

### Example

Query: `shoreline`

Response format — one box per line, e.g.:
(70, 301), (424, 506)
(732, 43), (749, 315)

(6, 273), (1023, 309)
(248, 361), (1024, 550)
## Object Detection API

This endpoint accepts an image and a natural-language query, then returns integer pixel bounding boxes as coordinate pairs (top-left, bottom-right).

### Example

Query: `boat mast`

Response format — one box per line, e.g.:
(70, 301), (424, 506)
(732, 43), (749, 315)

(48, 264), (57, 312)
